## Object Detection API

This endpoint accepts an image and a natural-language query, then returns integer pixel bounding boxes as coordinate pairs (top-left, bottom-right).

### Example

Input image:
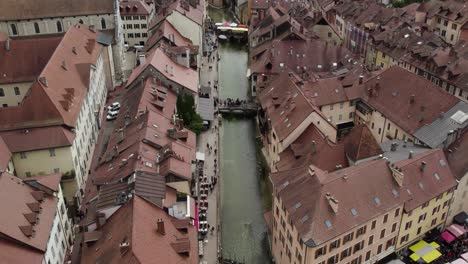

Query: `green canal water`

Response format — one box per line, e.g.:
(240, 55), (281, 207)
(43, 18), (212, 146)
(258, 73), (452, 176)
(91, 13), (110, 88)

(209, 6), (272, 264)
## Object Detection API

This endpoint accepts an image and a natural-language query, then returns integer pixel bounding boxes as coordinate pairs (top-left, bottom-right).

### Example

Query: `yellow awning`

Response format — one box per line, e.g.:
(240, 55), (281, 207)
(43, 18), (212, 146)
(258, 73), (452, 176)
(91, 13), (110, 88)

(410, 240), (428, 252)
(422, 250), (442, 263)
(429, 241), (440, 249)
(410, 253), (421, 261)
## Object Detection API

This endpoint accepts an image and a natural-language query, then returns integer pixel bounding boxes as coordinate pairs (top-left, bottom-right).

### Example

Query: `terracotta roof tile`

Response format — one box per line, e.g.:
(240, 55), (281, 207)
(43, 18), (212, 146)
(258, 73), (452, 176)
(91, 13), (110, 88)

(0, 136), (11, 171)
(81, 196), (198, 264)
(120, 0), (153, 15)
(361, 66), (459, 134)
(344, 124), (383, 162)
(127, 48), (198, 93)
(0, 126), (74, 152)
(446, 132), (468, 180)
(0, 35), (62, 84)
(0, 0), (114, 21)
(0, 24), (104, 130)
(0, 172), (58, 252)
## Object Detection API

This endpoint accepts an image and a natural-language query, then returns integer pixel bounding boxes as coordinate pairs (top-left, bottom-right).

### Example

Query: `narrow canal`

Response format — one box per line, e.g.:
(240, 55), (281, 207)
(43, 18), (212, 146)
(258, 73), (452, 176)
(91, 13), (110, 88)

(208, 6), (272, 264)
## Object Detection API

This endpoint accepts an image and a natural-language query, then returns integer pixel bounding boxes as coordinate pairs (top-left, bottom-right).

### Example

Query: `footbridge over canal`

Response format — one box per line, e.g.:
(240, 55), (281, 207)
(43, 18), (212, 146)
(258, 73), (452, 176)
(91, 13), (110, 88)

(218, 102), (258, 116)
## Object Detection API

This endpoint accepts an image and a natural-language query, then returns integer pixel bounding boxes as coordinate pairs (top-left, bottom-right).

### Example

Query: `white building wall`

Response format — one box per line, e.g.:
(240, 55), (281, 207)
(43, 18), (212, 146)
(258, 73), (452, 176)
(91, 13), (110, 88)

(44, 186), (73, 264)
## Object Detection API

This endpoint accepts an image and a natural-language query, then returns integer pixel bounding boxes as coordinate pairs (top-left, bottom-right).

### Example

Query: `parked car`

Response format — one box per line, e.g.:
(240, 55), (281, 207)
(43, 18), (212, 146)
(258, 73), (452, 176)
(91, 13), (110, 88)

(106, 110), (119, 121)
(107, 102), (121, 111)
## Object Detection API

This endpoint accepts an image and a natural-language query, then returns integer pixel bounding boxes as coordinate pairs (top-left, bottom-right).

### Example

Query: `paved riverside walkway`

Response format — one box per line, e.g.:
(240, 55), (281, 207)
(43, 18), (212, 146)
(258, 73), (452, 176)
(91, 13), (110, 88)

(198, 28), (221, 264)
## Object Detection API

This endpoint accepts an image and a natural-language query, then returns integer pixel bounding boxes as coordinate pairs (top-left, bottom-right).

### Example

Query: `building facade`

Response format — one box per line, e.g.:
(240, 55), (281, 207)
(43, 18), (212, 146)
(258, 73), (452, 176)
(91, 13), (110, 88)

(120, 0), (154, 47)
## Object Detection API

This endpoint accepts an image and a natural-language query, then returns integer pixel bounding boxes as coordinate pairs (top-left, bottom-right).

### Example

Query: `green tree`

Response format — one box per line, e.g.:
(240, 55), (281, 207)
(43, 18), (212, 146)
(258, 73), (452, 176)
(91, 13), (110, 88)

(176, 94), (204, 134)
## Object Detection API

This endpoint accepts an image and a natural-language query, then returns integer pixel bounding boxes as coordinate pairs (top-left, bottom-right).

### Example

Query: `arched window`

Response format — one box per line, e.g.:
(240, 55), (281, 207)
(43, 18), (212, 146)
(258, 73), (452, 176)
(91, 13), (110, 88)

(56, 21), (63, 32)
(101, 18), (106, 29)
(34, 22), (40, 33)
(79, 19), (84, 24)
(10, 24), (17, 35)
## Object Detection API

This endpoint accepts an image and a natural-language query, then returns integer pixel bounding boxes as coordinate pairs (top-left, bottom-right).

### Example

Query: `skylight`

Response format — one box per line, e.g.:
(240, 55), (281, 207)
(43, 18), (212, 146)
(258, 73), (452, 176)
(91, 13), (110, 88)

(325, 219), (333, 229)
(374, 197), (381, 206)
(418, 181), (424, 190)
(301, 215), (309, 224)
(439, 159), (446, 167)
(434, 173), (440, 181)
(392, 189), (399, 197)
(351, 208), (358, 216)
(295, 202), (302, 209)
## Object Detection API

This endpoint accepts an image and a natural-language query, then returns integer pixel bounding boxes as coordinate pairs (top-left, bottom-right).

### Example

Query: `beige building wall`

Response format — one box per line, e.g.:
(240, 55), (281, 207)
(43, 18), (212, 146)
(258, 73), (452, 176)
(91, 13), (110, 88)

(427, 16), (463, 45)
(166, 11), (203, 67)
(0, 15), (115, 37)
(266, 111), (337, 168)
(271, 195), (404, 264)
(0, 82), (32, 107)
(356, 108), (414, 143)
(312, 24), (342, 45)
(447, 172), (468, 223)
(320, 101), (355, 127)
(334, 15), (346, 39)
(121, 14), (153, 47)
(396, 189), (453, 250)
(12, 146), (74, 178)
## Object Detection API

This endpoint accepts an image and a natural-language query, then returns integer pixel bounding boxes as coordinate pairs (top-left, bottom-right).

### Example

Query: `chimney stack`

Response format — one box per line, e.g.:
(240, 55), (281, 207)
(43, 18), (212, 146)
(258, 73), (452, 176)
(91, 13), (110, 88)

(113, 145), (119, 158)
(420, 161), (426, 172)
(185, 48), (190, 68)
(156, 219), (165, 235)
(5, 38), (10, 51)
(390, 142), (398, 151)
(311, 140), (316, 154)
(410, 94), (415, 104)
(359, 75), (364, 84)
(118, 129), (124, 143)
(408, 150), (414, 159)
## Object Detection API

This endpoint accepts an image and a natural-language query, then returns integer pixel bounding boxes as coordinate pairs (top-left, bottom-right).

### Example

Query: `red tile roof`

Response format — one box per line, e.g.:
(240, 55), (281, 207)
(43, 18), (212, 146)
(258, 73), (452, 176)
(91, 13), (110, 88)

(119, 0), (153, 15)
(0, 0), (114, 21)
(0, 239), (43, 264)
(0, 35), (62, 84)
(127, 48), (198, 94)
(0, 172), (58, 252)
(0, 24), (104, 130)
(271, 149), (456, 246)
(361, 66), (459, 134)
(276, 124), (348, 172)
(446, 132), (468, 180)
(259, 73), (318, 141)
(0, 126), (74, 152)
(145, 19), (193, 52)
(81, 195), (198, 264)
(23, 173), (63, 193)
(0, 136), (11, 171)
(344, 124), (383, 162)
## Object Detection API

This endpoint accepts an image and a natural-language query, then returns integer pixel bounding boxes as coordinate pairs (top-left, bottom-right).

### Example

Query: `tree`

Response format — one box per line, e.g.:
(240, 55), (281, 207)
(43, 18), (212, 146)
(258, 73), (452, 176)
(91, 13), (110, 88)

(176, 94), (204, 134)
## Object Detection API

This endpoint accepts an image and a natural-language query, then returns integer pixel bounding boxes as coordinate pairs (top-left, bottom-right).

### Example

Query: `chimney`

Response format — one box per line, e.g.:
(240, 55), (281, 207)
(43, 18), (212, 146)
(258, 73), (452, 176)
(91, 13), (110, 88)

(408, 151), (414, 159)
(5, 38), (10, 51)
(390, 142), (398, 151)
(156, 219), (165, 235)
(38, 77), (48, 87)
(185, 48), (190, 68)
(326, 193), (339, 213)
(118, 129), (124, 143)
(170, 66), (174, 76)
(139, 54), (146, 65)
(311, 140), (316, 154)
(165, 65), (168, 73)
(120, 241), (130, 255)
(420, 161), (426, 172)
(359, 75), (363, 84)
(119, 159), (128, 167)
(113, 145), (119, 158)
(410, 94), (415, 104)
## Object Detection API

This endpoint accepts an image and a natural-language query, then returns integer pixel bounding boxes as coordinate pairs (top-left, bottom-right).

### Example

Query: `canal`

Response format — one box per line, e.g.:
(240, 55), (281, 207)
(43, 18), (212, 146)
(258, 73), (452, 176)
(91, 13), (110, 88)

(209, 6), (272, 264)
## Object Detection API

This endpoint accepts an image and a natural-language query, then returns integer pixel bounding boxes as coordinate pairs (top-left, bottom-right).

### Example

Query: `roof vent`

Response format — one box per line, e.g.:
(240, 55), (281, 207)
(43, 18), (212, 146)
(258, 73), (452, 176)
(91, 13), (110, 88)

(410, 94), (415, 104)
(420, 161), (426, 172)
(72, 47), (77, 54)
(120, 241), (130, 255)
(61, 60), (67, 71)
(408, 151), (414, 159)
(19, 225), (34, 237)
(38, 77), (48, 87)
(156, 218), (166, 235)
